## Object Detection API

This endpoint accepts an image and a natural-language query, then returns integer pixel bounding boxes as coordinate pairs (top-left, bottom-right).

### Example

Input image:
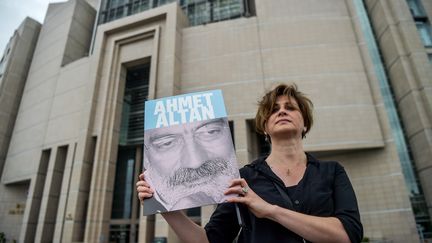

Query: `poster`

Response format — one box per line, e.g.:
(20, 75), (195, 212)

(143, 90), (239, 215)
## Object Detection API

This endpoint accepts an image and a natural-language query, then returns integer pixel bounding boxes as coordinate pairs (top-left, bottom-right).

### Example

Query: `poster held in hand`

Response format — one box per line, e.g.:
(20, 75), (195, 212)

(143, 90), (239, 215)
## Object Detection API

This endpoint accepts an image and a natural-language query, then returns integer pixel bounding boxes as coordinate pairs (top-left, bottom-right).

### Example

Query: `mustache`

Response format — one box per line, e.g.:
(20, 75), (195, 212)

(168, 158), (229, 187)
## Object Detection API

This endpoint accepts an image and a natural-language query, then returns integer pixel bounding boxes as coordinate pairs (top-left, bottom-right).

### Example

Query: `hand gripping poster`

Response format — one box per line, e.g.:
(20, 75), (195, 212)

(143, 90), (240, 215)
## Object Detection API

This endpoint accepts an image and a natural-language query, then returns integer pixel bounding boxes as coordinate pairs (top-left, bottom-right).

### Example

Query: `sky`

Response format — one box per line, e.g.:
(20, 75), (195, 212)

(0, 0), (65, 54)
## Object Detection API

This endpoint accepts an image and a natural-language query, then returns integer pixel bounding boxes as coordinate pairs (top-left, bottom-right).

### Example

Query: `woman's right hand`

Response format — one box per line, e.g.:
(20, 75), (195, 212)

(136, 172), (154, 202)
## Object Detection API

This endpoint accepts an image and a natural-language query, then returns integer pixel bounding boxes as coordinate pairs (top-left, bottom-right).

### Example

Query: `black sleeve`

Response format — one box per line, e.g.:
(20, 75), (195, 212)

(204, 202), (241, 243)
(333, 162), (363, 243)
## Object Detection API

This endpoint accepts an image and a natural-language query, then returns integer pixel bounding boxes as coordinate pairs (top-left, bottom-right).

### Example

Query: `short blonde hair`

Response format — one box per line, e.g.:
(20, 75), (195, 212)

(255, 84), (314, 138)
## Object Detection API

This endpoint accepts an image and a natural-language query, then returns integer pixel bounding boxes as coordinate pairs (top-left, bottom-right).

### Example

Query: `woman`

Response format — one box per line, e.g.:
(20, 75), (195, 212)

(136, 84), (363, 243)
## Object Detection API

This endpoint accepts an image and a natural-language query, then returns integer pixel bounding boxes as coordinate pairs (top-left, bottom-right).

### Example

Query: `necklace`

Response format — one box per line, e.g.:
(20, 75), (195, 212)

(268, 160), (305, 177)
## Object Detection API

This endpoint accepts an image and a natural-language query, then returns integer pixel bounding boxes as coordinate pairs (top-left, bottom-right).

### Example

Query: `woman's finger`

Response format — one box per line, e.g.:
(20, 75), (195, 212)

(228, 178), (248, 187)
(138, 192), (153, 201)
(136, 180), (151, 188)
(224, 185), (243, 196)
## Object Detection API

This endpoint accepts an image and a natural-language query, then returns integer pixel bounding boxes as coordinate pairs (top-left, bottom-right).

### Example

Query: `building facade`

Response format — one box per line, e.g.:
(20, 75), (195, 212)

(0, 0), (431, 242)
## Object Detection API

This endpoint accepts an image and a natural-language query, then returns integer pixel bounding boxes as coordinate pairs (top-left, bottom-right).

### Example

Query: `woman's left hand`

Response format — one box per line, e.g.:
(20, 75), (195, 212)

(224, 178), (276, 219)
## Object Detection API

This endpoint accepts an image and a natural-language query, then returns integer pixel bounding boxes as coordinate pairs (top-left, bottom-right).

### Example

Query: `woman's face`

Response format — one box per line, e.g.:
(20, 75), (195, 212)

(265, 95), (305, 139)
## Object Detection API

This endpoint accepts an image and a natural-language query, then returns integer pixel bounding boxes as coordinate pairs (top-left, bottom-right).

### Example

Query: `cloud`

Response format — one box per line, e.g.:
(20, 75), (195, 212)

(0, 0), (65, 54)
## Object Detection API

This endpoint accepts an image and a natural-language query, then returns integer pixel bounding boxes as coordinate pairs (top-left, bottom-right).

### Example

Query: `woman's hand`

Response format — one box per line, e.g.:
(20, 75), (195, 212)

(136, 172), (154, 202)
(224, 178), (276, 219)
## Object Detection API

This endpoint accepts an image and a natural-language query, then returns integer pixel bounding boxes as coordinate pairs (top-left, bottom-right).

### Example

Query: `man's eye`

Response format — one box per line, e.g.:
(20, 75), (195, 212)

(206, 128), (221, 135)
(196, 124), (224, 140)
(151, 136), (179, 150)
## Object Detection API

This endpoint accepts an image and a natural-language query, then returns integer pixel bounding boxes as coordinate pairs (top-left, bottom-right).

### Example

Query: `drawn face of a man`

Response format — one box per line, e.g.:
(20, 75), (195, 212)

(144, 118), (238, 210)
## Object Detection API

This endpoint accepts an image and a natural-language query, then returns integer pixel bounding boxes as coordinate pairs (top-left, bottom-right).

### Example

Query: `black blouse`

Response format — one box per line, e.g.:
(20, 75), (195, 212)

(204, 153), (363, 243)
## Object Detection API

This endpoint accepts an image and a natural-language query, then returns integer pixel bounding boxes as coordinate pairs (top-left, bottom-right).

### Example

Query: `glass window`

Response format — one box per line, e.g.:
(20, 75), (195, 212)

(99, 0), (255, 26)
(187, 1), (211, 25)
(213, 0), (243, 22)
(111, 147), (136, 219)
(407, 0), (426, 17)
(416, 21), (432, 47)
(119, 64), (149, 145)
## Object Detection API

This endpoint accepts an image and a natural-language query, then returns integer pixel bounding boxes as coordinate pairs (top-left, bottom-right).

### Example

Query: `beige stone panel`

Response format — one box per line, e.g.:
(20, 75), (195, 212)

(72, 0), (96, 31)
(424, 86), (432, 120)
(387, 58), (415, 99)
(0, 183), (29, 242)
(305, 105), (384, 151)
(50, 86), (85, 118)
(387, 0), (415, 22)
(44, 112), (81, 145)
(409, 128), (432, 171)
(33, 20), (70, 54)
(154, 214), (169, 237)
(30, 42), (67, 75)
(182, 18), (259, 61)
(7, 123), (46, 158)
(181, 51), (263, 88)
(56, 58), (90, 94)
(7, 57), (34, 83)
(10, 99), (51, 137)
(368, 0), (391, 37)
(377, 26), (404, 67)
(63, 4), (96, 64)
(0, 132), (11, 155)
(354, 173), (411, 213)
(264, 74), (375, 108)
(338, 145), (402, 181)
(18, 76), (56, 112)
(76, 161), (93, 192)
(60, 220), (80, 242)
(364, 0), (378, 12)
(256, 0), (349, 20)
(317, 148), (418, 242)
(423, 0), (432, 20)
(233, 117), (250, 168)
(230, 117), (249, 158)
(31, 39), (67, 70)
(44, 1), (74, 26)
(119, 38), (154, 64)
(418, 165), (432, 219)
(223, 82), (264, 115)
(372, 103), (395, 142)
(4, 70), (28, 94)
(361, 210), (419, 242)
(201, 205), (216, 226)
(24, 57), (63, 91)
(82, 0), (98, 9)
(398, 90), (431, 137)
(2, 149), (40, 183)
(63, 37), (90, 66)
(179, 81), (263, 116)
(0, 92), (18, 122)
(173, 28), (183, 63)
(262, 44), (364, 79)
(409, 52), (432, 88)
(90, 21), (163, 131)
(259, 17), (356, 49)
(396, 21), (428, 53)
(236, 150), (249, 167)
